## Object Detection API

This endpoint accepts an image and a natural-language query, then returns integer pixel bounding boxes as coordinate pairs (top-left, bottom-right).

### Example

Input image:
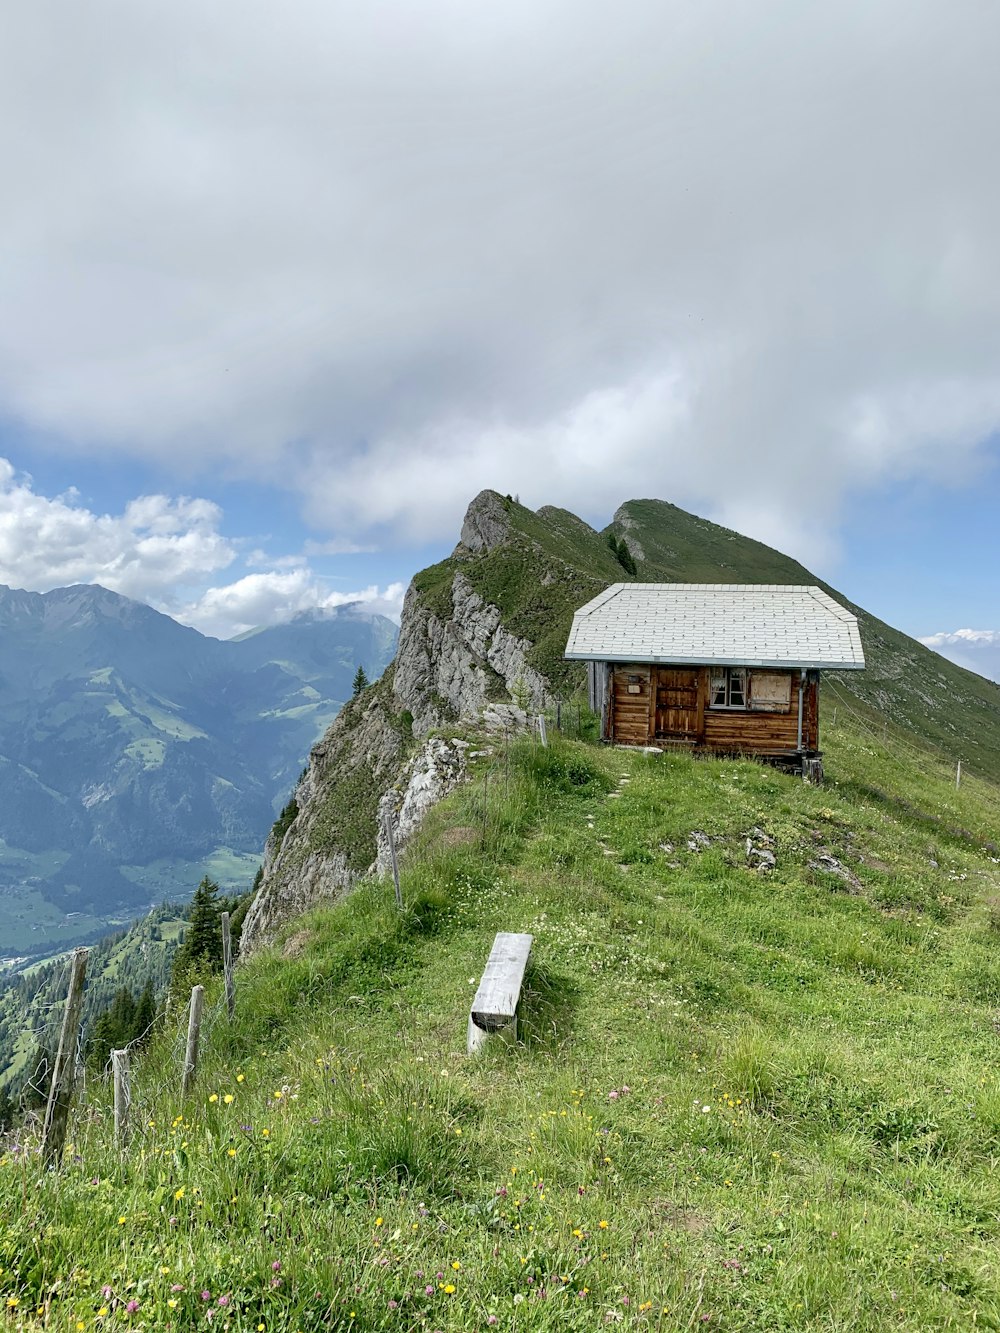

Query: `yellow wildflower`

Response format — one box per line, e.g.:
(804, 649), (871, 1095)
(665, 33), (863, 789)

(208, 1094), (219, 1104)
(223, 1094), (234, 1104)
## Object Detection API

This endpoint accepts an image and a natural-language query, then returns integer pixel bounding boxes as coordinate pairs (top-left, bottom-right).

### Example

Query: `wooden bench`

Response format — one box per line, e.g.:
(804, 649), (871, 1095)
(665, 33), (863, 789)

(467, 931), (533, 1053)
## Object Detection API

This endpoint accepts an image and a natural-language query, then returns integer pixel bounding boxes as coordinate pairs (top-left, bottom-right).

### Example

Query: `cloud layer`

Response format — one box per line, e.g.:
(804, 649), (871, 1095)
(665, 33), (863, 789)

(2, 1), (999, 560)
(0, 462), (403, 638)
(921, 630), (1000, 684)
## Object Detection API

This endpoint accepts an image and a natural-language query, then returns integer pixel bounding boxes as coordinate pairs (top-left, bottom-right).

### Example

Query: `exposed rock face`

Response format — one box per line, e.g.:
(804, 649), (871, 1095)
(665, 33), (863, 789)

(457, 489), (512, 553)
(239, 684), (406, 953)
(611, 503), (647, 563)
(376, 737), (471, 874)
(241, 490), (554, 954)
(393, 571), (549, 734)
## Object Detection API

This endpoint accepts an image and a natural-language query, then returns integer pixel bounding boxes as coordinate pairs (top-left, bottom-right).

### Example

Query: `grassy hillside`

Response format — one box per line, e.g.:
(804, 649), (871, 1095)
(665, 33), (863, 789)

(6, 709), (1000, 1330)
(0, 905), (186, 1093)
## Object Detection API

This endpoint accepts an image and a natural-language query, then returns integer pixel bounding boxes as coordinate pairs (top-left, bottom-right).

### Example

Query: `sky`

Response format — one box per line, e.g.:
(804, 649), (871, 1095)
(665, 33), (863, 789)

(1, 2), (999, 675)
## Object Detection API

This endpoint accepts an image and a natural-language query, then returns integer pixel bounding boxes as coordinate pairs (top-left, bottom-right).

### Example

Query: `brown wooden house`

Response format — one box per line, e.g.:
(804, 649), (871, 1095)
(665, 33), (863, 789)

(565, 583), (864, 770)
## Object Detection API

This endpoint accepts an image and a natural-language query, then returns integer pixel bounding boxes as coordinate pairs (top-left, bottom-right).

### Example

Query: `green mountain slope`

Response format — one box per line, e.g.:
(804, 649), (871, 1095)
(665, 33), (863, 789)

(7, 714), (1000, 1329)
(418, 492), (1000, 782)
(0, 588), (398, 960)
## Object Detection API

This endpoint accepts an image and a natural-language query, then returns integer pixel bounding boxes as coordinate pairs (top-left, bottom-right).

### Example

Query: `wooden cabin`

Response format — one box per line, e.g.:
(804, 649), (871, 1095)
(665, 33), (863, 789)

(565, 583), (865, 771)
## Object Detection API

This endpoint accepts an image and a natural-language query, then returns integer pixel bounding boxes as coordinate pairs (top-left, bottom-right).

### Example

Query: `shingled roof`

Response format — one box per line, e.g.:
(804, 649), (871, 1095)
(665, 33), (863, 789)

(565, 584), (865, 670)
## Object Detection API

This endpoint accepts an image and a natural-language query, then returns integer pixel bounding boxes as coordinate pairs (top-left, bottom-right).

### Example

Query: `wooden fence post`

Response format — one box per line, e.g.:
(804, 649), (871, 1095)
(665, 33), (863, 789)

(538, 714), (548, 748)
(112, 1048), (131, 1149)
(42, 947), (88, 1167)
(956, 760), (962, 789)
(221, 912), (235, 1020)
(383, 812), (403, 910)
(556, 700), (562, 731)
(181, 985), (205, 1098)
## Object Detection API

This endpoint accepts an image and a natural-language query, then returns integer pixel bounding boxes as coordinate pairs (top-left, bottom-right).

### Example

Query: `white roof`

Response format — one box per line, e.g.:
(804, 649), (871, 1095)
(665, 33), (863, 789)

(565, 583), (865, 670)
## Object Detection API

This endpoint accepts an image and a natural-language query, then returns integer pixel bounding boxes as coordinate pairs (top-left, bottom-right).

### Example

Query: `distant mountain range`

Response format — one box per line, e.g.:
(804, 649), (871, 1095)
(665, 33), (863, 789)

(0, 585), (397, 961)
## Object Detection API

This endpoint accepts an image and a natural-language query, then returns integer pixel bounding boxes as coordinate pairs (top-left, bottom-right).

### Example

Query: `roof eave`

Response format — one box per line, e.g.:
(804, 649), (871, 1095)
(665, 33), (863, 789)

(564, 651), (866, 670)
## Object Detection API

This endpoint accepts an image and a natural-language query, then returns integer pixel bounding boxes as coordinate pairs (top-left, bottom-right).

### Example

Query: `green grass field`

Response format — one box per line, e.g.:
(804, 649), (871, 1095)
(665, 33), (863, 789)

(3, 714), (1000, 1331)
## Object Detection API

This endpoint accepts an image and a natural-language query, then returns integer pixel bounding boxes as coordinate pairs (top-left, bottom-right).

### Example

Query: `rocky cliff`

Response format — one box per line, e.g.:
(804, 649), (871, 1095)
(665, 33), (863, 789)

(240, 490), (586, 952)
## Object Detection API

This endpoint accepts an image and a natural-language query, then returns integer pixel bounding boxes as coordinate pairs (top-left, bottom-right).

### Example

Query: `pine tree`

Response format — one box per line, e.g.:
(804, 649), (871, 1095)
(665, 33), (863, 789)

(352, 664), (370, 696)
(618, 540), (638, 576)
(131, 979), (156, 1046)
(0, 1081), (13, 1133)
(169, 877), (224, 1003)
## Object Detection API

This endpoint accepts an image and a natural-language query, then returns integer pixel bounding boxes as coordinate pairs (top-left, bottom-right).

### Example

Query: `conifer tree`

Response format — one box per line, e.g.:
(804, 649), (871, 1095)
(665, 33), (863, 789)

(169, 877), (224, 1003)
(131, 978), (156, 1046)
(618, 540), (638, 576)
(352, 664), (370, 696)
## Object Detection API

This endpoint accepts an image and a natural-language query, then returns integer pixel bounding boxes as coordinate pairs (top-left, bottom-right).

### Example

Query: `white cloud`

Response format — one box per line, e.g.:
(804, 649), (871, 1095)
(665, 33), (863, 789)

(0, 460), (402, 639)
(1, 1), (999, 560)
(920, 629), (1000, 684)
(0, 459), (235, 599)
(177, 572), (406, 639)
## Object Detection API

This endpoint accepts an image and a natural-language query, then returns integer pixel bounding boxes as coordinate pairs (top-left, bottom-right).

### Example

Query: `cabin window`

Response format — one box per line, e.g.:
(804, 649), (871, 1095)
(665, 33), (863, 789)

(710, 667), (747, 709)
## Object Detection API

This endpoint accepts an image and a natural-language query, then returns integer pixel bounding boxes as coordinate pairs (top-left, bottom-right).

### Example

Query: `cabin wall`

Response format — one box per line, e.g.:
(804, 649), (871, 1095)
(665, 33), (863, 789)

(609, 665), (652, 745)
(607, 664), (820, 753)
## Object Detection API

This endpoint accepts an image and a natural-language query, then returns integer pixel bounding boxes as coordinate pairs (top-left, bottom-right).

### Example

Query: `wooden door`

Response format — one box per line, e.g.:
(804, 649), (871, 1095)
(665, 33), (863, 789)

(655, 668), (701, 740)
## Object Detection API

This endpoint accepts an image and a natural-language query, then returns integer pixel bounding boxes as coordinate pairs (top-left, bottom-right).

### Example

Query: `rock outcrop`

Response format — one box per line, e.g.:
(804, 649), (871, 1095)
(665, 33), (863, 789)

(240, 490), (560, 954)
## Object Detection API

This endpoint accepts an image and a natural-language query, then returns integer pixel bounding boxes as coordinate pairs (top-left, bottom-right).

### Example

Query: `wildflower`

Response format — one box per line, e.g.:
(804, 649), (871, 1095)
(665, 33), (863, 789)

(168, 1299), (178, 1310)
(388, 1300), (399, 1309)
(218, 1296), (230, 1307)
(451, 1261), (461, 1271)
(98, 1307), (109, 1317)
(201, 1291), (212, 1301)
(375, 1217), (384, 1227)
(236, 1073), (245, 1082)
(175, 1187), (185, 1200)
(572, 1228), (584, 1239)
(272, 1262), (281, 1273)
(208, 1094), (219, 1104)
(273, 1090), (283, 1099)
(224, 1094), (234, 1105)
(599, 1219), (609, 1229)
(228, 1148), (237, 1157)
(6, 1297), (19, 1308)
(488, 1318), (498, 1326)
(118, 1215), (126, 1224)
(126, 1299), (140, 1313)
(425, 1286), (434, 1296)
(171, 1285), (185, 1293)
(444, 1284), (456, 1294)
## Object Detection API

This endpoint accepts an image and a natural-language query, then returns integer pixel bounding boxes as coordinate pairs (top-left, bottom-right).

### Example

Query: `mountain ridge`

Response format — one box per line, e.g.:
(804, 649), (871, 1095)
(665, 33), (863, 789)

(241, 488), (1000, 953)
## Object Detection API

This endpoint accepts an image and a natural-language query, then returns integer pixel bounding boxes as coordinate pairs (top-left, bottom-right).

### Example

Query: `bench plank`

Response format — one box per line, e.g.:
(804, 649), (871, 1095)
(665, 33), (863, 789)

(470, 932), (533, 1033)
